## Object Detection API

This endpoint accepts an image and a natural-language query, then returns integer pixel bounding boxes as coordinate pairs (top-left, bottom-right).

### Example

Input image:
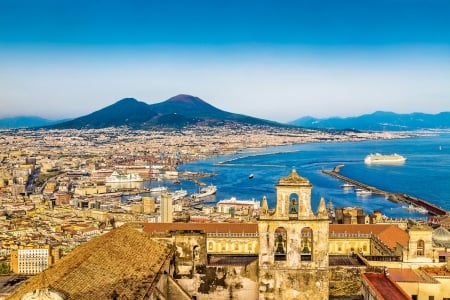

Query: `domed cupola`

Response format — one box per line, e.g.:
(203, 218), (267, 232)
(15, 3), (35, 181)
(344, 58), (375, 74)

(21, 288), (67, 300)
(433, 227), (450, 247)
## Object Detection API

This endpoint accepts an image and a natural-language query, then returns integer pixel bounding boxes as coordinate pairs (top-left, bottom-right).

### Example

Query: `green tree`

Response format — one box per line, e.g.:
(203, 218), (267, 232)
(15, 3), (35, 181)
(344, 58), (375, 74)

(0, 262), (11, 274)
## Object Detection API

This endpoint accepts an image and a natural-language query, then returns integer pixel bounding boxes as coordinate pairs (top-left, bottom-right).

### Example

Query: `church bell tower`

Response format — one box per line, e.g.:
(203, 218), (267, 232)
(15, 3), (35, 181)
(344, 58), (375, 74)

(258, 168), (329, 300)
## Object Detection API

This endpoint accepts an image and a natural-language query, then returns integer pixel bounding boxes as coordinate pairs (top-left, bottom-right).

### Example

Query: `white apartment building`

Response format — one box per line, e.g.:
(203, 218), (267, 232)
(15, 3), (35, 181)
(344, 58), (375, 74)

(11, 247), (49, 275)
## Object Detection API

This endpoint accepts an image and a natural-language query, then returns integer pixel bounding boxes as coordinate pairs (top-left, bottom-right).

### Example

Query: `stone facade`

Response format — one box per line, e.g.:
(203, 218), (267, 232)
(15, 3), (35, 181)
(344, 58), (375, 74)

(406, 224), (434, 263)
(173, 233), (207, 277)
(258, 168), (329, 300)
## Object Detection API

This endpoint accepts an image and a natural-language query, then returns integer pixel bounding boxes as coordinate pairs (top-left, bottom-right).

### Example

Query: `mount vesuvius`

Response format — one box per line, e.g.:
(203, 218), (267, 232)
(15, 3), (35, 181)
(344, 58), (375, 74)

(49, 94), (286, 130)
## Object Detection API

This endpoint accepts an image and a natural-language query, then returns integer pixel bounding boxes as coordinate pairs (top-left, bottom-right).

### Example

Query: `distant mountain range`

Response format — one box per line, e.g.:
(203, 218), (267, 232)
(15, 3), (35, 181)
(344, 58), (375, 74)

(0, 116), (70, 129)
(1, 95), (449, 131)
(289, 111), (450, 131)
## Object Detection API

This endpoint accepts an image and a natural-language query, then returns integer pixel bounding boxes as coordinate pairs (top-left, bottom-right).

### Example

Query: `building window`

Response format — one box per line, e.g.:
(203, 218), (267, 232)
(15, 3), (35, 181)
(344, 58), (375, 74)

(417, 240), (425, 256)
(301, 227), (312, 261)
(289, 193), (299, 214)
(193, 246), (200, 261)
(274, 227), (287, 261)
(208, 242), (213, 251)
(428, 296), (434, 300)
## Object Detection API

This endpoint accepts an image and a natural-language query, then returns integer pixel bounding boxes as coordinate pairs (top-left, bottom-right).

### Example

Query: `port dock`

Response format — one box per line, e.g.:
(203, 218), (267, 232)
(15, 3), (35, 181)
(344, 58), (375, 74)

(322, 167), (448, 216)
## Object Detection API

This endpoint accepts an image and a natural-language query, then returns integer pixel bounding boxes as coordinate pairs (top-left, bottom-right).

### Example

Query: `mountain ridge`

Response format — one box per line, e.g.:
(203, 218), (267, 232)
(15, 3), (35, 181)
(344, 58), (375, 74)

(289, 111), (450, 131)
(46, 94), (286, 129)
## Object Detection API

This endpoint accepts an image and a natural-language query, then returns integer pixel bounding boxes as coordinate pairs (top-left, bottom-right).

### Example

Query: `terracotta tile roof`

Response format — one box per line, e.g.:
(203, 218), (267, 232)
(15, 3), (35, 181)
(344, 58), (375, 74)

(388, 268), (438, 283)
(141, 222), (259, 235)
(363, 273), (411, 300)
(411, 266), (450, 278)
(8, 224), (174, 300)
(330, 224), (409, 248)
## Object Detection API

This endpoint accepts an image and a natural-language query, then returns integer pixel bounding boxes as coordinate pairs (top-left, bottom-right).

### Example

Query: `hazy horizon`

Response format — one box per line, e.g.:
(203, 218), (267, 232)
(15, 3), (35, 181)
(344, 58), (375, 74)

(1, 1), (449, 122)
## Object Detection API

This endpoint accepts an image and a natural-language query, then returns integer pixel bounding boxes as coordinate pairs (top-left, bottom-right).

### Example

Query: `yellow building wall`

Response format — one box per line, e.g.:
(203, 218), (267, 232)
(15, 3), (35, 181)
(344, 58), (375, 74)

(84, 187), (97, 195)
(10, 250), (18, 273)
(328, 237), (371, 256)
(396, 281), (443, 300)
(207, 236), (259, 255)
(96, 185), (107, 194)
(89, 210), (109, 222)
(435, 277), (450, 299)
(407, 227), (434, 262)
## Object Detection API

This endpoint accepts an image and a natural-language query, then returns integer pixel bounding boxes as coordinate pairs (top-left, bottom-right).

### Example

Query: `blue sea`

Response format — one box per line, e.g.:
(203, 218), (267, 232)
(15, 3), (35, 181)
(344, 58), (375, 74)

(164, 133), (450, 219)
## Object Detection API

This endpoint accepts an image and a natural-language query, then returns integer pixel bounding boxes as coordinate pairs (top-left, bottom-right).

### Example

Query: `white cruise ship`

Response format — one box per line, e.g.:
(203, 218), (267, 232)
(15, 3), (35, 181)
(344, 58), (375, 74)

(191, 185), (217, 199)
(364, 153), (406, 165)
(105, 171), (144, 183)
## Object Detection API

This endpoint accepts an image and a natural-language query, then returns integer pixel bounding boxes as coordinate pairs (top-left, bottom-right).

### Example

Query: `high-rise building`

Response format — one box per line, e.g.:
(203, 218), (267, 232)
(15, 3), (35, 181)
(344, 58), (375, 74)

(160, 192), (173, 223)
(142, 196), (156, 213)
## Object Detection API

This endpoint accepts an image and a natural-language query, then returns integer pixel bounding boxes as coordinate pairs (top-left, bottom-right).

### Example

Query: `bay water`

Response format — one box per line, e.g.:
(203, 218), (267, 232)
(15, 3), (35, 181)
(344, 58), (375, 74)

(170, 133), (450, 219)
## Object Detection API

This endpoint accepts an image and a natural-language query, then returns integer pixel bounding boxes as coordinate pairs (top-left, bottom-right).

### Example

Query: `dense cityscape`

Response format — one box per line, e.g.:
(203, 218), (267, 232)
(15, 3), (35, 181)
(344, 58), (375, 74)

(2, 0), (449, 298)
(0, 126), (449, 299)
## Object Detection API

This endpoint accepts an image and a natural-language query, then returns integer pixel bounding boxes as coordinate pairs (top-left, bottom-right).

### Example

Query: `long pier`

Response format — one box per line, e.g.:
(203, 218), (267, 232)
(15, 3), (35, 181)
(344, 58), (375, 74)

(322, 168), (448, 216)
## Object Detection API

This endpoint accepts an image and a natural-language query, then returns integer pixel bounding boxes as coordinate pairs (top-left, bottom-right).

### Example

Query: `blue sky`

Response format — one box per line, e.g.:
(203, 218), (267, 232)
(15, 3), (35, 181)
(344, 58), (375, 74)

(1, 0), (449, 122)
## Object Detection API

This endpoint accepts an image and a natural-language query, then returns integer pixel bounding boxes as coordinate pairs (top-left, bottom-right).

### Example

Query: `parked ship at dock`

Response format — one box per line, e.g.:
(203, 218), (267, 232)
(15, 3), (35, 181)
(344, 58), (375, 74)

(170, 189), (188, 201)
(341, 183), (355, 189)
(191, 184), (217, 199)
(355, 188), (372, 196)
(105, 171), (144, 183)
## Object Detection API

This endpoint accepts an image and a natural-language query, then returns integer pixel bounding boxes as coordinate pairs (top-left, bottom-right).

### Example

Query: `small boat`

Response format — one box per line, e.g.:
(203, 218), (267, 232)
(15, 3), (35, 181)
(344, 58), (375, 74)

(149, 186), (168, 193)
(355, 188), (372, 196)
(415, 206), (428, 214)
(249, 173), (254, 179)
(402, 204), (428, 214)
(126, 195), (142, 203)
(341, 183), (354, 189)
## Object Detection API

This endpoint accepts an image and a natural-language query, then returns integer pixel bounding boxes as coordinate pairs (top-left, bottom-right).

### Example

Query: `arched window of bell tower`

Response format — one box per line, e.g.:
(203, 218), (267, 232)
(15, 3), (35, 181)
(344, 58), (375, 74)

(274, 227), (287, 261)
(289, 193), (299, 215)
(301, 227), (313, 261)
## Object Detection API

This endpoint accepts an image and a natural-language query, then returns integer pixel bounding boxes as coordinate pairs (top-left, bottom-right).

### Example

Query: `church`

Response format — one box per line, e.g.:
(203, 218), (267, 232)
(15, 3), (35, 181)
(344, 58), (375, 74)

(143, 168), (331, 300)
(257, 168), (329, 299)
